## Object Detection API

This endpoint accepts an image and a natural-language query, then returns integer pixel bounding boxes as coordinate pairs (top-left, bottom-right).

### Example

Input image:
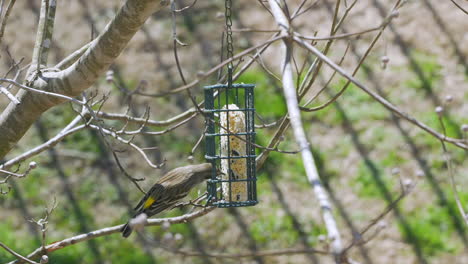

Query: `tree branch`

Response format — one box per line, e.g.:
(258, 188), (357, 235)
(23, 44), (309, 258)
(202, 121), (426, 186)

(293, 36), (468, 151)
(0, 113), (85, 170)
(267, 0), (343, 260)
(9, 207), (215, 264)
(166, 246), (328, 259)
(0, 0), (169, 159)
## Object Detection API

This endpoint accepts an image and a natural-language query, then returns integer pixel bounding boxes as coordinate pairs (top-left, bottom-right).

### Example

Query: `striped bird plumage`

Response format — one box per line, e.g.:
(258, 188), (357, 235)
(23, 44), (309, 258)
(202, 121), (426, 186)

(121, 163), (212, 237)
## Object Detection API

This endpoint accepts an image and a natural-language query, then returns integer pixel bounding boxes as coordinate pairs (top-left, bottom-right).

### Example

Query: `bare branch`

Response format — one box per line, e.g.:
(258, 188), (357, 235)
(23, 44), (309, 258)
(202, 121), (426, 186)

(0, 241), (39, 264)
(174, 0), (198, 12)
(0, 0), (16, 45)
(0, 161), (37, 185)
(165, 246), (328, 259)
(300, 43), (350, 110)
(94, 108), (198, 127)
(449, 0), (468, 15)
(294, 22), (388, 41)
(291, 0), (320, 19)
(0, 85), (19, 104)
(29, 0), (51, 74)
(55, 41), (93, 70)
(10, 207), (216, 264)
(0, 115), (85, 170)
(343, 179), (416, 253)
(134, 35), (283, 97)
(268, 0), (343, 260)
(437, 112), (468, 225)
(293, 36), (468, 151)
(0, 78), (81, 103)
(87, 124), (164, 169)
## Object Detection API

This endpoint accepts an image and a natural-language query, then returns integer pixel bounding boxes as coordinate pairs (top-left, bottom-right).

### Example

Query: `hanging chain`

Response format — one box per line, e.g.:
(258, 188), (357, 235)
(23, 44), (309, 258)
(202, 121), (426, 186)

(225, 0), (234, 71)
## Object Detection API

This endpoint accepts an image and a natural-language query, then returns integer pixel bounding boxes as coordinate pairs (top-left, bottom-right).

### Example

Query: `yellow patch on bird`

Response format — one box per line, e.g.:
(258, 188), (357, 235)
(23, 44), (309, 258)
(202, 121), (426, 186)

(143, 197), (155, 209)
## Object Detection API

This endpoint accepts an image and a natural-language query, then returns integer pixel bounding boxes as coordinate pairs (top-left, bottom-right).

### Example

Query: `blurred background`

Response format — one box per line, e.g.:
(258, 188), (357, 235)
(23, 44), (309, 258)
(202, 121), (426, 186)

(0, 0), (467, 263)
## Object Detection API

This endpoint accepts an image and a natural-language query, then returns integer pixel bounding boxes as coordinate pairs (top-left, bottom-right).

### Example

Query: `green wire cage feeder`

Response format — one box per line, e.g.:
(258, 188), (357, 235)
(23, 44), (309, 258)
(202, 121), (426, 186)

(204, 0), (257, 207)
(204, 80), (257, 208)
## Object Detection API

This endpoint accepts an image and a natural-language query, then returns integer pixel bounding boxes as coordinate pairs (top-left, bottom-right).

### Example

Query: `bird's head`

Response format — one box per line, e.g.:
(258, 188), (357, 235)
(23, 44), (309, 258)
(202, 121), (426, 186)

(190, 163), (225, 182)
(191, 163), (214, 181)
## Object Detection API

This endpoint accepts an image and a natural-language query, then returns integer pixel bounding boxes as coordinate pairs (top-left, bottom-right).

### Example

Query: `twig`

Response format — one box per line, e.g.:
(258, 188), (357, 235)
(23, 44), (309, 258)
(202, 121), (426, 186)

(87, 124), (164, 170)
(29, 0), (49, 75)
(94, 108), (198, 127)
(0, 242), (39, 264)
(29, 197), (58, 258)
(3, 54), (24, 80)
(333, 0), (358, 35)
(437, 113), (468, 225)
(0, 161), (37, 185)
(291, 0), (320, 19)
(39, 0), (56, 65)
(0, 0), (16, 45)
(256, 116), (290, 170)
(0, 78), (83, 104)
(170, 0), (205, 119)
(343, 187), (411, 253)
(291, 0), (311, 18)
(293, 36), (468, 151)
(299, 1), (393, 112)
(231, 28), (279, 33)
(166, 246), (328, 259)
(190, 126), (206, 155)
(294, 23), (388, 41)
(250, 53), (281, 81)
(108, 113), (197, 135)
(174, 0), (198, 12)
(55, 41), (93, 69)
(300, 43), (350, 110)
(134, 36), (283, 97)
(449, 0), (468, 15)
(297, 0), (343, 98)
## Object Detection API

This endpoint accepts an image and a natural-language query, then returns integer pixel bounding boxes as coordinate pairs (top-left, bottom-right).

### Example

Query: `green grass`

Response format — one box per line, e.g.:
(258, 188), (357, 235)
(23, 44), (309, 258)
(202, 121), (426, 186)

(353, 161), (391, 198)
(402, 202), (461, 256)
(381, 150), (406, 168)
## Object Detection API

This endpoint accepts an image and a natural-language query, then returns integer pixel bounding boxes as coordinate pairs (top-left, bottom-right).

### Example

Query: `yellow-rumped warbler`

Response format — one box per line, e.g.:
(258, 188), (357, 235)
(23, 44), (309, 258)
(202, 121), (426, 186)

(121, 163), (212, 237)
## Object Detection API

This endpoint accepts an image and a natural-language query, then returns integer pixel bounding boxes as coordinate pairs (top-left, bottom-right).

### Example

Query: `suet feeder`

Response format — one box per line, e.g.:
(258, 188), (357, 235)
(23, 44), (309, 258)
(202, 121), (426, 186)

(204, 0), (257, 207)
(204, 78), (257, 207)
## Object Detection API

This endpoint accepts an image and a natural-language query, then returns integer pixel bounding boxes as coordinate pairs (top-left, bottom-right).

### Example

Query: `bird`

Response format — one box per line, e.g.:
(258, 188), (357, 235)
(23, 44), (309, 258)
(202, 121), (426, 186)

(120, 163), (213, 238)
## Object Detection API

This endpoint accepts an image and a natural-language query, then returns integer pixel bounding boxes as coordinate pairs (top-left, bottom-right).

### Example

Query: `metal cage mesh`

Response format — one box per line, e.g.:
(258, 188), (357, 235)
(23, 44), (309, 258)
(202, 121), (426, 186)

(204, 83), (257, 207)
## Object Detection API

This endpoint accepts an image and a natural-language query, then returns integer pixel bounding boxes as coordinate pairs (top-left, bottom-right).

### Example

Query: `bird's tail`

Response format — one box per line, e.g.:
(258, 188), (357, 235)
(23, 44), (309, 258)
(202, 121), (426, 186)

(120, 222), (133, 238)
